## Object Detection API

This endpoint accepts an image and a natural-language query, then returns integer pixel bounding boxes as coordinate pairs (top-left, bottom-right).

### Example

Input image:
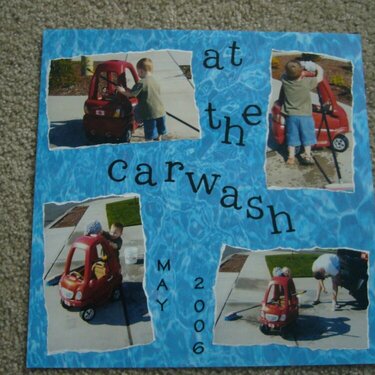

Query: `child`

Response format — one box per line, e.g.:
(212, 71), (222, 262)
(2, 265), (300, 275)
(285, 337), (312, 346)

(279, 59), (323, 165)
(84, 221), (123, 263)
(281, 266), (291, 278)
(117, 58), (167, 141)
(272, 266), (292, 278)
(101, 222), (124, 256)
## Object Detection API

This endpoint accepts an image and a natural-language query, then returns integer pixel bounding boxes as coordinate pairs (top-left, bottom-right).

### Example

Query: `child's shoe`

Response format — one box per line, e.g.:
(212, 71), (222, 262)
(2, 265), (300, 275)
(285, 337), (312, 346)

(300, 154), (315, 166)
(286, 157), (295, 165)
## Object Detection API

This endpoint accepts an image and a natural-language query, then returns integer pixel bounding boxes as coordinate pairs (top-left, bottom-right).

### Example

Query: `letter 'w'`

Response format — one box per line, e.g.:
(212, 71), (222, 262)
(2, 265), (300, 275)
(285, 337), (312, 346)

(185, 172), (221, 194)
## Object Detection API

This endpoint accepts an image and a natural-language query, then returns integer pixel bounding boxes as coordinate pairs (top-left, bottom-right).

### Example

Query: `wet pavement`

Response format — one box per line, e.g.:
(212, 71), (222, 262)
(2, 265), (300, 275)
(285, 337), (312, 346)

(214, 248), (368, 350)
(266, 137), (354, 190)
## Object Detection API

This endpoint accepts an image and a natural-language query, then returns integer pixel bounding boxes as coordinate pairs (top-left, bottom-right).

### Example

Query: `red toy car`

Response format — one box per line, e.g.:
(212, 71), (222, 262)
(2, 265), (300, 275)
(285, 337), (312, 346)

(271, 77), (350, 152)
(59, 234), (122, 321)
(83, 60), (140, 143)
(259, 276), (299, 337)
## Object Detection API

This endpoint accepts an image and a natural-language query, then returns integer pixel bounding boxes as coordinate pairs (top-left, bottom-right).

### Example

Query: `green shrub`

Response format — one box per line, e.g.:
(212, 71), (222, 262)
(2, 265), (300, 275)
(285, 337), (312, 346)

(106, 198), (142, 227)
(265, 253), (321, 278)
(300, 53), (321, 62)
(330, 75), (346, 87)
(49, 59), (76, 90)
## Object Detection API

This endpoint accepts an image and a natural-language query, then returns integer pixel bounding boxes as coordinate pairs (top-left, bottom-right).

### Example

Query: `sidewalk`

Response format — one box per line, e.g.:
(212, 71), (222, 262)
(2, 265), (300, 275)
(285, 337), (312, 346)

(125, 50), (199, 140)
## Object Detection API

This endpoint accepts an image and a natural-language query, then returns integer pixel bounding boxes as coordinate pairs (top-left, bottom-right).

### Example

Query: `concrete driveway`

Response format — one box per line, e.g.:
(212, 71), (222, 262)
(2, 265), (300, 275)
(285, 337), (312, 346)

(48, 50), (200, 148)
(214, 248), (368, 350)
(266, 79), (354, 190)
(43, 197), (153, 353)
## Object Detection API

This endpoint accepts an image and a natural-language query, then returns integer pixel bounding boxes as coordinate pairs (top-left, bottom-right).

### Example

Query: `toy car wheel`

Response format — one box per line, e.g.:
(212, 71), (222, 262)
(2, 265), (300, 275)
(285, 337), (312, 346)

(79, 307), (95, 322)
(332, 134), (349, 152)
(60, 299), (69, 309)
(259, 324), (270, 335)
(85, 130), (98, 143)
(111, 288), (122, 301)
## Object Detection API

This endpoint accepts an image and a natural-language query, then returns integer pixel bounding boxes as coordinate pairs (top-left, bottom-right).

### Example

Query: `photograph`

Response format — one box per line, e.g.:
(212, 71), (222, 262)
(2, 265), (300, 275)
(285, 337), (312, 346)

(266, 51), (354, 191)
(47, 50), (200, 148)
(43, 196), (153, 353)
(214, 246), (368, 349)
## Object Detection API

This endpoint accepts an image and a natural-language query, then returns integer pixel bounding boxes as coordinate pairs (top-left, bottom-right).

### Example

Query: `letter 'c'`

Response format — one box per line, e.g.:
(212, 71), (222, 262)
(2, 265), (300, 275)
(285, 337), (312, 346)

(108, 159), (128, 182)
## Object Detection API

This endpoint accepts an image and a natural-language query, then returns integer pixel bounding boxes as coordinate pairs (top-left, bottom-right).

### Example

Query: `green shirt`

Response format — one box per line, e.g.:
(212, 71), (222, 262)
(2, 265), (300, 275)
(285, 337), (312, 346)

(280, 76), (318, 116)
(131, 75), (165, 120)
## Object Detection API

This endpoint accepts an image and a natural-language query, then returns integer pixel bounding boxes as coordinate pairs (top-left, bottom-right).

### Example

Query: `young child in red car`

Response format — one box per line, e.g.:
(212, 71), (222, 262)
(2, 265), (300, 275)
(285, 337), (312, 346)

(85, 220), (124, 259)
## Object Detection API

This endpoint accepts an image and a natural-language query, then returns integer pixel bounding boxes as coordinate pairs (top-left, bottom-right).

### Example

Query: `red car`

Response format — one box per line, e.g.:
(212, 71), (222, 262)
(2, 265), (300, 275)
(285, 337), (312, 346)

(259, 276), (298, 337)
(271, 77), (350, 152)
(83, 60), (140, 143)
(59, 235), (122, 321)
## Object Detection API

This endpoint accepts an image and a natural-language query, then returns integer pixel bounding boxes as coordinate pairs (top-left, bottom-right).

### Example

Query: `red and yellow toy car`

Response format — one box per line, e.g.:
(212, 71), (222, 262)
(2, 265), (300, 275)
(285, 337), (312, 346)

(83, 60), (140, 143)
(259, 276), (299, 337)
(59, 234), (122, 321)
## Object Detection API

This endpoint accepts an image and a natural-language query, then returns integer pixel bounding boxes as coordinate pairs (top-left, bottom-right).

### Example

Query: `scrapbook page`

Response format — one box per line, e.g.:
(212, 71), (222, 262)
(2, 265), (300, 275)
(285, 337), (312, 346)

(27, 29), (375, 368)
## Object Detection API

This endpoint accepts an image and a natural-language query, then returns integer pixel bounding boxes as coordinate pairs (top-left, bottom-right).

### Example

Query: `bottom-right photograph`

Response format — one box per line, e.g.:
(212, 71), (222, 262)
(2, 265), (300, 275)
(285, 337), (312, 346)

(214, 247), (369, 349)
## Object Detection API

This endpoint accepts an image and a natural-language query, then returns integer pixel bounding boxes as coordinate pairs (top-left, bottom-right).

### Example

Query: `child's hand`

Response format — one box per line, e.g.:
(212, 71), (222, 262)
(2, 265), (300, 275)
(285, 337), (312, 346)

(300, 61), (317, 72)
(116, 86), (126, 95)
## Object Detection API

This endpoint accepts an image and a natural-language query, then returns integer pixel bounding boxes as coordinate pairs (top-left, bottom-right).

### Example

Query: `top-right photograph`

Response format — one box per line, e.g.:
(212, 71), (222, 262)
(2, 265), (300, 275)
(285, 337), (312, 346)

(266, 51), (353, 191)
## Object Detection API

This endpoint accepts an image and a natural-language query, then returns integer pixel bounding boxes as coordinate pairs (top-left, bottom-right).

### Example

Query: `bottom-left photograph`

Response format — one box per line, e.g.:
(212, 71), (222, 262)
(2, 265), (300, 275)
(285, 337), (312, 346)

(43, 195), (153, 353)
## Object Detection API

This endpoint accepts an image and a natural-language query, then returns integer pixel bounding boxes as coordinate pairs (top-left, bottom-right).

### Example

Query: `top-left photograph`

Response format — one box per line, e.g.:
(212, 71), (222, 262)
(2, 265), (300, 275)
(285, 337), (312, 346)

(47, 50), (200, 148)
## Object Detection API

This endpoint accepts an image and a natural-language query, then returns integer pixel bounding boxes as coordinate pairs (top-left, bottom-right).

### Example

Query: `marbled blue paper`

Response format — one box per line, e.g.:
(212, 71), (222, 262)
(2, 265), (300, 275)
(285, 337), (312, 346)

(27, 30), (375, 368)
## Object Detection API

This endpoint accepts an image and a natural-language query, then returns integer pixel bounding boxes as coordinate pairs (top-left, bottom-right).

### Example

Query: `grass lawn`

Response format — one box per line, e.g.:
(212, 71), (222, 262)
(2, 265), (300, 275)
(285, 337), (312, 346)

(106, 198), (142, 227)
(265, 253), (322, 278)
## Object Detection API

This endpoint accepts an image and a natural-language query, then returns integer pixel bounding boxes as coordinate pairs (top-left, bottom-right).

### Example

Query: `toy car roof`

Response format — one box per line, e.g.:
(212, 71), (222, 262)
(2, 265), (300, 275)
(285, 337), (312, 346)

(73, 235), (104, 249)
(95, 60), (135, 72)
(270, 276), (295, 288)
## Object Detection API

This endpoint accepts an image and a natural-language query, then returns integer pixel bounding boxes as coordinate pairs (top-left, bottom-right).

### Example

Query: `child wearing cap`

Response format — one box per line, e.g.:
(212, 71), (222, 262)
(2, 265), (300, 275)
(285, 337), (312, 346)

(117, 58), (167, 141)
(279, 59), (324, 165)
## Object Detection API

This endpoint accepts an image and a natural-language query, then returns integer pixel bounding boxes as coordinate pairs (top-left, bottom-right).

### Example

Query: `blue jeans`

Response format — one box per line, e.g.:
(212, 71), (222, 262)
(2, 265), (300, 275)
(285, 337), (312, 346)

(143, 116), (167, 140)
(285, 115), (316, 146)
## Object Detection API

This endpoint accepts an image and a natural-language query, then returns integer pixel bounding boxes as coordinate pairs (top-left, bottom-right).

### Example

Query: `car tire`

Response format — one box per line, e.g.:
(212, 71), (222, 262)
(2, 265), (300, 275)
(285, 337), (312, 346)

(79, 307), (95, 322)
(332, 134), (349, 152)
(259, 324), (270, 335)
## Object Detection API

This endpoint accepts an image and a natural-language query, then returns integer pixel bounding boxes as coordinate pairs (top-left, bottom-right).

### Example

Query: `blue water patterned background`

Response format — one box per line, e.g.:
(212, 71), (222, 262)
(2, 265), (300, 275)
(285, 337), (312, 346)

(28, 29), (375, 368)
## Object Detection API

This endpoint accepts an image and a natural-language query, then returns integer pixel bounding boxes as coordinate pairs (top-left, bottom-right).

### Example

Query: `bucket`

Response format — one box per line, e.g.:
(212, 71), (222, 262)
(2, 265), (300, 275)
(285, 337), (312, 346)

(124, 246), (138, 265)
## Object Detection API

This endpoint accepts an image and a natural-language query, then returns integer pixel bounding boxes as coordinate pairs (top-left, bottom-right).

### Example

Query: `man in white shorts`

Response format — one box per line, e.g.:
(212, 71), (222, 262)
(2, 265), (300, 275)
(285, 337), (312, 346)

(312, 253), (340, 311)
